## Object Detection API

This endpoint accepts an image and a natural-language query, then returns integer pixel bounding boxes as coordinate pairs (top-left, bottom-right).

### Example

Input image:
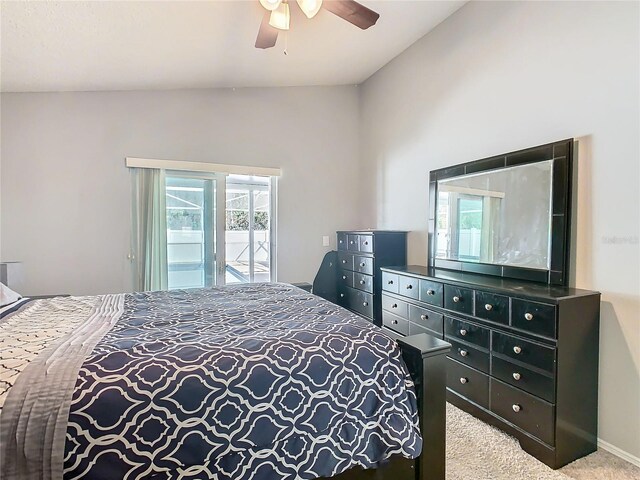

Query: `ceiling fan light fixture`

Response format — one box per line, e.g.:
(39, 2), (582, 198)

(259, 0), (282, 11)
(269, 2), (290, 30)
(297, 0), (322, 19)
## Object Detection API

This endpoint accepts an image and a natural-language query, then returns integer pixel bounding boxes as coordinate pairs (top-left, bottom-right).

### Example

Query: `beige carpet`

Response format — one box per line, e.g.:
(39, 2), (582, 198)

(446, 403), (640, 480)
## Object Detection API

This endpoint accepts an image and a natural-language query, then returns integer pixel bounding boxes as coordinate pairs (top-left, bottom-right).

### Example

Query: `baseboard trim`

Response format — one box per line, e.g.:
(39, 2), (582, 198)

(597, 438), (640, 468)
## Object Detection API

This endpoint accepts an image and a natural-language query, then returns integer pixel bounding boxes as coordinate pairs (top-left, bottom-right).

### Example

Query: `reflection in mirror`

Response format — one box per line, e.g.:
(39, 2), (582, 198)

(435, 160), (553, 270)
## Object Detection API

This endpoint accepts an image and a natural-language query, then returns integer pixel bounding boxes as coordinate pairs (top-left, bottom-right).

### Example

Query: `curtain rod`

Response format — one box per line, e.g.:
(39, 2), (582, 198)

(125, 157), (281, 177)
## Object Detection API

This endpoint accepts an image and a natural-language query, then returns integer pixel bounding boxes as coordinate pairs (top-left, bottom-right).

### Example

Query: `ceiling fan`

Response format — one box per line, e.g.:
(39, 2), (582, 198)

(255, 0), (380, 49)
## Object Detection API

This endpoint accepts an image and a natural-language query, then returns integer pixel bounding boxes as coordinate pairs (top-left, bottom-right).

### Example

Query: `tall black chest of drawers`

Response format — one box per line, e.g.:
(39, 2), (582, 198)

(336, 231), (407, 327)
(380, 265), (600, 469)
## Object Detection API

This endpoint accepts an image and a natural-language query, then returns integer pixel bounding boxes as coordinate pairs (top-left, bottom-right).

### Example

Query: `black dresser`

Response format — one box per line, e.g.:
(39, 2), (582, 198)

(336, 231), (407, 326)
(380, 265), (600, 469)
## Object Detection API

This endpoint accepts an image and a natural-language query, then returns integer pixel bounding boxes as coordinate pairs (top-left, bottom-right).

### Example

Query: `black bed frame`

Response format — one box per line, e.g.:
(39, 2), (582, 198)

(332, 332), (450, 480)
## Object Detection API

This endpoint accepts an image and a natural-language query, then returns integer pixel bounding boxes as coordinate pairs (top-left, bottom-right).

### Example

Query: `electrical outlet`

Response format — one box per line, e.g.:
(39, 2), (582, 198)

(322, 236), (330, 247)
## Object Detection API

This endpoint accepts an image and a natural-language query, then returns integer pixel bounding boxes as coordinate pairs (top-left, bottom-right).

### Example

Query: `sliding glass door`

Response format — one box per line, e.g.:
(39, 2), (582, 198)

(165, 173), (275, 290)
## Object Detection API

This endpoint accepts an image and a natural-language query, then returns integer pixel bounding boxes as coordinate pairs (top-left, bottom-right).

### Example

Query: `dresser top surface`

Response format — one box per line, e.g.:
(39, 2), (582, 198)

(381, 265), (599, 301)
(337, 230), (408, 235)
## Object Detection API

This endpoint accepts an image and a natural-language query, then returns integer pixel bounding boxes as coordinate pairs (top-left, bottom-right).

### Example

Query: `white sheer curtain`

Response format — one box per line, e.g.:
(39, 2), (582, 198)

(131, 168), (168, 291)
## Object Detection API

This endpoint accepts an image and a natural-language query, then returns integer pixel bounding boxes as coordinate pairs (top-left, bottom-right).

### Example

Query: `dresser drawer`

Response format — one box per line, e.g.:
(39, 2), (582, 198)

(408, 304), (443, 334)
(512, 299), (557, 338)
(446, 337), (490, 373)
(419, 279), (444, 307)
(444, 285), (474, 315)
(492, 331), (556, 374)
(349, 288), (373, 319)
(445, 316), (490, 349)
(398, 275), (419, 300)
(347, 234), (360, 251)
(337, 232), (348, 251)
(490, 378), (555, 446)
(338, 252), (353, 270)
(353, 255), (373, 275)
(381, 294), (408, 318)
(475, 291), (509, 325)
(491, 355), (555, 403)
(353, 273), (373, 293)
(382, 272), (399, 294)
(338, 269), (353, 288)
(359, 234), (373, 253)
(337, 285), (349, 308)
(409, 321), (442, 339)
(382, 311), (409, 336)
(447, 358), (489, 409)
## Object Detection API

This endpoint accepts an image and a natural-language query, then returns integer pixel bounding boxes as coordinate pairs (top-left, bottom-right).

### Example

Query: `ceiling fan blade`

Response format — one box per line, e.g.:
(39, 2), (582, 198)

(322, 0), (380, 30)
(255, 11), (278, 49)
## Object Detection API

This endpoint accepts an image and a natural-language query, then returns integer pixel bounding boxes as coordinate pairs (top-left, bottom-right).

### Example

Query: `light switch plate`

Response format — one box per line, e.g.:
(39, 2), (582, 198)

(322, 236), (330, 247)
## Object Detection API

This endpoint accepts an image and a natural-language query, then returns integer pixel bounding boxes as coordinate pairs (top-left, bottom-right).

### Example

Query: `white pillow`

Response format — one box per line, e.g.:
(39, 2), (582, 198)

(0, 282), (22, 307)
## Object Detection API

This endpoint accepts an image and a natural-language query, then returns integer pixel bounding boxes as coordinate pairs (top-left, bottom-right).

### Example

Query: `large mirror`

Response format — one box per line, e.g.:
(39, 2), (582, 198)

(435, 161), (553, 270)
(428, 138), (573, 286)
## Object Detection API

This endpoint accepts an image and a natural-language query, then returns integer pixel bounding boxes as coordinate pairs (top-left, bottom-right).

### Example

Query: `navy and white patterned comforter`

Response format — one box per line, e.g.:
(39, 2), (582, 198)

(1, 283), (421, 479)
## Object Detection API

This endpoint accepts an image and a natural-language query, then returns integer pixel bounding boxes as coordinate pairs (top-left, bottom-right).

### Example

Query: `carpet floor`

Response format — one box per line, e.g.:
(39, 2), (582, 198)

(446, 403), (640, 479)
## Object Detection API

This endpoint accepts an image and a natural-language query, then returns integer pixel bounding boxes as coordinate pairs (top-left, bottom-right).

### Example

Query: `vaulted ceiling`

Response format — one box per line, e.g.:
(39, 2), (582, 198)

(0, 1), (466, 92)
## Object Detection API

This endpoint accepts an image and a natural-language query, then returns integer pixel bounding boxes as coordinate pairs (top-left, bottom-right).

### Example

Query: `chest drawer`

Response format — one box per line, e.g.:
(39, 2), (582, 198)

(353, 255), (373, 275)
(338, 269), (353, 288)
(409, 321), (443, 339)
(359, 235), (373, 253)
(408, 304), (443, 334)
(492, 331), (556, 374)
(347, 234), (360, 251)
(475, 291), (509, 325)
(447, 358), (489, 409)
(512, 299), (557, 338)
(398, 275), (420, 300)
(381, 294), (409, 318)
(444, 285), (474, 315)
(490, 378), (555, 446)
(491, 355), (555, 403)
(382, 272), (399, 294)
(337, 285), (349, 307)
(337, 232), (348, 251)
(419, 279), (444, 307)
(349, 288), (373, 319)
(353, 273), (373, 293)
(445, 316), (490, 349)
(446, 337), (490, 374)
(382, 311), (409, 336)
(338, 252), (353, 270)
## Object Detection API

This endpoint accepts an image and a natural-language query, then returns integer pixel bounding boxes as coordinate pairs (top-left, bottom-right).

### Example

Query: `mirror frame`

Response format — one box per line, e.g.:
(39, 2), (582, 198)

(428, 139), (573, 286)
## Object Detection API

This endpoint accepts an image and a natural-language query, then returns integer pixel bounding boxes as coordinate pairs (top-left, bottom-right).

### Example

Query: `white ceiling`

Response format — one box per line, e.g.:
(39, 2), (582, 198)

(0, 0), (466, 93)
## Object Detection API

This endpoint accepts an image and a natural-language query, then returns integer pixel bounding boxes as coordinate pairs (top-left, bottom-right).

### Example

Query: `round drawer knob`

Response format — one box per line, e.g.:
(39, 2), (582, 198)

(427, 289), (435, 296)
(460, 349), (468, 357)
(360, 262), (366, 267)
(513, 372), (521, 381)
(388, 280), (394, 285)
(406, 284), (413, 290)
(453, 296), (461, 303)
(512, 404), (522, 413)
(364, 241), (369, 245)
(359, 280), (365, 285)
(350, 240), (354, 244)
(340, 293), (344, 298)
(339, 239), (343, 243)
(513, 346), (522, 354)
(485, 304), (493, 311)
(420, 314), (428, 321)
(342, 275), (347, 280)
(460, 329), (468, 336)
(363, 302), (368, 307)
(392, 319), (398, 325)
(460, 377), (468, 384)
(525, 312), (534, 321)
(342, 260), (347, 264)
(392, 303), (398, 309)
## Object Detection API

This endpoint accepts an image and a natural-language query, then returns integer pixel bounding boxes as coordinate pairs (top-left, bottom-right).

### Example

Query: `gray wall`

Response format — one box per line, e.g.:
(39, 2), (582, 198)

(360, 0), (639, 463)
(0, 87), (363, 295)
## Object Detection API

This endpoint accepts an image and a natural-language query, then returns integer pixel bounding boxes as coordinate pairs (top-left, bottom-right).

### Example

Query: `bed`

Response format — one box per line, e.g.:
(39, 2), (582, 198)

(0, 283), (449, 480)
